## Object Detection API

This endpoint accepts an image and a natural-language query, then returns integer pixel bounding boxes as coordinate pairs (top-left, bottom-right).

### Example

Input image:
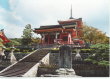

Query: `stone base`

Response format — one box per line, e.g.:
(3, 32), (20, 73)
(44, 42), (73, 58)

(41, 68), (81, 77)
(41, 74), (80, 77)
(56, 68), (76, 75)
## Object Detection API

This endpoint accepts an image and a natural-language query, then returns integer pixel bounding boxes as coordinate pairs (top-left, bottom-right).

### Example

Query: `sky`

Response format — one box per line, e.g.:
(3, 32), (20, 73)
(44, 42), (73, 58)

(0, 0), (109, 38)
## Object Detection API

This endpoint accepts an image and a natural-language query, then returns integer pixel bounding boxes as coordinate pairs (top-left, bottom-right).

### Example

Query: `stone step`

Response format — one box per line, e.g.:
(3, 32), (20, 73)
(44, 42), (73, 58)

(41, 74), (81, 77)
(0, 62), (35, 76)
(0, 49), (50, 77)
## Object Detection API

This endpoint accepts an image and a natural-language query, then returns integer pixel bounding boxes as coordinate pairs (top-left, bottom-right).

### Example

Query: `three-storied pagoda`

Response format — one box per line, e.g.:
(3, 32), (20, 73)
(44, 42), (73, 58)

(34, 8), (84, 45)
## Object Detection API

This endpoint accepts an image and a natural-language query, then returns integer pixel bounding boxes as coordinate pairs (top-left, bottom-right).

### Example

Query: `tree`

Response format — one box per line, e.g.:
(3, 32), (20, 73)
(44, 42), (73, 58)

(31, 37), (41, 45)
(85, 44), (109, 67)
(5, 38), (21, 47)
(82, 25), (109, 44)
(21, 24), (33, 45)
(0, 38), (4, 47)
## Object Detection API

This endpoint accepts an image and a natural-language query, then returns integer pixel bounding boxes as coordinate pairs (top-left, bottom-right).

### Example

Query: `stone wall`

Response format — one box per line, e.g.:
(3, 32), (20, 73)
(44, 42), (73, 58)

(49, 53), (59, 67)
(1, 52), (90, 67)
(38, 52), (90, 67)
(72, 63), (109, 77)
(1, 52), (109, 77)
(40, 52), (109, 77)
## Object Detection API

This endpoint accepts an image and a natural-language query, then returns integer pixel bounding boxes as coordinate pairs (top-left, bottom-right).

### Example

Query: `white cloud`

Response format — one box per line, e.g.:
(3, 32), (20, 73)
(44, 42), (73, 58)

(5, 24), (24, 38)
(0, 7), (24, 38)
(0, 0), (109, 38)
(9, 0), (108, 23)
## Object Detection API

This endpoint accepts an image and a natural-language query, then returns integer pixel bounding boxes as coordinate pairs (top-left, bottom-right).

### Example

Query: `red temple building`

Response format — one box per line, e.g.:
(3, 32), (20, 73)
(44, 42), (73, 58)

(0, 29), (10, 44)
(34, 8), (84, 45)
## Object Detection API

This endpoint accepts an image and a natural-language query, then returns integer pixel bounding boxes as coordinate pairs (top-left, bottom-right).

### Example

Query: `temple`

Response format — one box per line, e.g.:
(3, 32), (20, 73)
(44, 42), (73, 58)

(34, 7), (84, 45)
(0, 29), (10, 44)
(0, 29), (10, 59)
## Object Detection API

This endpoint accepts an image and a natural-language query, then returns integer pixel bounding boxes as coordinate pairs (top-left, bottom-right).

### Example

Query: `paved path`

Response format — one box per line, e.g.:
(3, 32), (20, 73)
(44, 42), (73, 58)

(0, 48), (50, 77)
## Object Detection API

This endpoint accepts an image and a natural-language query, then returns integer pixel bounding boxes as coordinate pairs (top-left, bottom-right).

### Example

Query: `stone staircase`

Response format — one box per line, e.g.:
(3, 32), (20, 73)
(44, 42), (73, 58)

(0, 48), (50, 77)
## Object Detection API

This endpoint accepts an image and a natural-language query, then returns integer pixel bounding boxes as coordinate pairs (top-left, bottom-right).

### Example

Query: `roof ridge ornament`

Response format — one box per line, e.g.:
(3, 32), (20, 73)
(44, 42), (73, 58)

(69, 5), (74, 19)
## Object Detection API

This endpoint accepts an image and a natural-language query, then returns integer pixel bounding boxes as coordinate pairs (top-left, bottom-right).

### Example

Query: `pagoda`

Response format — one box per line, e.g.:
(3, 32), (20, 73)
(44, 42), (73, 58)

(0, 29), (10, 44)
(34, 7), (84, 45)
(0, 29), (10, 57)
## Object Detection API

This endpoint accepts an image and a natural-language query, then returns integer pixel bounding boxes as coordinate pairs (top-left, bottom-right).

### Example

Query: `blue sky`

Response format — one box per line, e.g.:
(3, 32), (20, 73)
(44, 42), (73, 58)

(0, 0), (10, 10)
(0, 0), (109, 38)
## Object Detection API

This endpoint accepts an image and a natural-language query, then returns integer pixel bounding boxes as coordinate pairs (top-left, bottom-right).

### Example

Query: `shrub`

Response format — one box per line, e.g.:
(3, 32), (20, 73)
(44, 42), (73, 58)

(98, 60), (109, 66)
(14, 48), (20, 52)
(80, 49), (94, 53)
(84, 44), (109, 67)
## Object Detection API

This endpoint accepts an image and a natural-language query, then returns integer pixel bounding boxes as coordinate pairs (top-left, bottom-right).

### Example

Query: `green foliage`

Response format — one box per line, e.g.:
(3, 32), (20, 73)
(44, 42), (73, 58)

(5, 48), (10, 52)
(5, 47), (19, 52)
(22, 24), (32, 38)
(90, 44), (109, 49)
(84, 58), (93, 62)
(80, 49), (94, 53)
(14, 48), (20, 52)
(84, 44), (109, 67)
(21, 38), (32, 45)
(21, 24), (32, 45)
(5, 38), (22, 47)
(83, 25), (109, 44)
(5, 47), (31, 53)
(22, 49), (31, 53)
(92, 60), (98, 64)
(0, 43), (4, 47)
(0, 38), (3, 42)
(0, 38), (4, 47)
(98, 60), (109, 66)
(31, 37), (41, 44)
(21, 24), (41, 45)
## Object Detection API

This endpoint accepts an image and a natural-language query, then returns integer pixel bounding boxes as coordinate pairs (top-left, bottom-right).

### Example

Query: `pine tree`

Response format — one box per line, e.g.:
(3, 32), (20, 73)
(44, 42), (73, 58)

(22, 24), (32, 45)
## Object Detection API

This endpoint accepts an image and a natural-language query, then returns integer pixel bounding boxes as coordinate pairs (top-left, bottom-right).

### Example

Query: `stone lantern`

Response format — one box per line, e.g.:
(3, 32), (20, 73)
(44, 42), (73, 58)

(74, 48), (82, 61)
(10, 46), (17, 64)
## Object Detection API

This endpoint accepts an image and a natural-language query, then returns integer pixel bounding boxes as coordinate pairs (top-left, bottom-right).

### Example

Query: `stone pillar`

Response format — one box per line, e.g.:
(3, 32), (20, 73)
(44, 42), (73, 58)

(49, 52), (59, 67)
(40, 45), (77, 77)
(54, 45), (76, 76)
(59, 45), (72, 68)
